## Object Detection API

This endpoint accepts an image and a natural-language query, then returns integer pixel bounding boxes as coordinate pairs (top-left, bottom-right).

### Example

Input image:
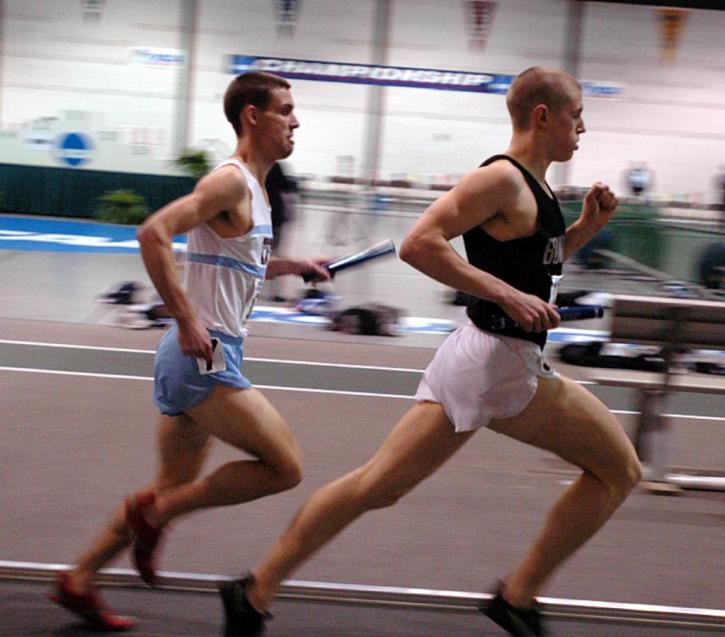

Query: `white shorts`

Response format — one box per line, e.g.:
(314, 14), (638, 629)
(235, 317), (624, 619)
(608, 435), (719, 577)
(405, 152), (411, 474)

(414, 321), (558, 433)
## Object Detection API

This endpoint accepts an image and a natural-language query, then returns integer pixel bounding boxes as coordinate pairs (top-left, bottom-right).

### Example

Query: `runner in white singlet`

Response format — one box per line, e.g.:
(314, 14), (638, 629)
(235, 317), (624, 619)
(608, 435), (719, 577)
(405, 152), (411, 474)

(51, 72), (330, 634)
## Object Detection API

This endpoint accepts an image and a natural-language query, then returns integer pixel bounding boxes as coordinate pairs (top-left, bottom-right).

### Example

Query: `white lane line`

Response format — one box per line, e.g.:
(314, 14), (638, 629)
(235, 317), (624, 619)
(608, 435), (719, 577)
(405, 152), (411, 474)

(246, 357), (421, 373)
(7, 340), (712, 385)
(610, 409), (725, 422)
(0, 367), (412, 400)
(1, 366), (723, 421)
(0, 340), (423, 373)
(3, 340), (705, 384)
(256, 385), (411, 400)
(0, 339), (153, 354)
(0, 366), (152, 381)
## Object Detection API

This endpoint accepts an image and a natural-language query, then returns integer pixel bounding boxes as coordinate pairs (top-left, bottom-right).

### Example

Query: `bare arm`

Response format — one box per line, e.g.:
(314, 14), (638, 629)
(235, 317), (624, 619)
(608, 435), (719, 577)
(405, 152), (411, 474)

(400, 163), (560, 332)
(564, 181), (617, 260)
(265, 256), (330, 281)
(136, 168), (248, 361)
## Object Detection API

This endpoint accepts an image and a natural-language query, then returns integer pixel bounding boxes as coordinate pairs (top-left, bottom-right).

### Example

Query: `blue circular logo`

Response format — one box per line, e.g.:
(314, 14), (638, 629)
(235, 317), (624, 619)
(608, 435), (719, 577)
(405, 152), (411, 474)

(55, 132), (94, 167)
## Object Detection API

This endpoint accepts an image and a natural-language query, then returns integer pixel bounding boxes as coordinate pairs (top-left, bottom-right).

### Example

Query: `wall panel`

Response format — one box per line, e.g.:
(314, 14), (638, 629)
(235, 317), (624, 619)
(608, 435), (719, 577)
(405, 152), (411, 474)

(1, 0), (723, 202)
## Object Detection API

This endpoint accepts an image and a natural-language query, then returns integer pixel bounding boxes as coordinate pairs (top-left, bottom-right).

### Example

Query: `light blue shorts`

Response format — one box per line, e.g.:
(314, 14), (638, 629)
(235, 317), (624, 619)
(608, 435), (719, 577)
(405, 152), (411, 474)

(153, 324), (252, 416)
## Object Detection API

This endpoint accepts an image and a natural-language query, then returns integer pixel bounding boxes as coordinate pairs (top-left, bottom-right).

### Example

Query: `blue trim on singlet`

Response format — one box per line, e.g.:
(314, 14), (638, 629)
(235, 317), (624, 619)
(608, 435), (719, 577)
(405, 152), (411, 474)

(248, 224), (273, 236)
(186, 252), (266, 278)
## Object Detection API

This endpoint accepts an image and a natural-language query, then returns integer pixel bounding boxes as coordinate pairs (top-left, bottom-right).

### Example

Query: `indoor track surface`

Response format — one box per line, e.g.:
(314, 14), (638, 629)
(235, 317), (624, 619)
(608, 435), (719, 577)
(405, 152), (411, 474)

(1, 211), (724, 635)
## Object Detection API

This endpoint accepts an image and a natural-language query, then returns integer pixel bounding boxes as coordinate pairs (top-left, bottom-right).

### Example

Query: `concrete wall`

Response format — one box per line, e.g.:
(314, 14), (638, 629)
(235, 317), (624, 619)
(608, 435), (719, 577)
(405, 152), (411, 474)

(1, 0), (723, 202)
(572, 2), (725, 203)
(0, 0), (186, 172)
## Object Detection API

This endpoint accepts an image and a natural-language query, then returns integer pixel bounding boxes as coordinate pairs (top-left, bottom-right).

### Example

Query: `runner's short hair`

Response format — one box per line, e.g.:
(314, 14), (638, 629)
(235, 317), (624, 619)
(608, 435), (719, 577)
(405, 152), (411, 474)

(224, 72), (291, 136)
(506, 67), (580, 131)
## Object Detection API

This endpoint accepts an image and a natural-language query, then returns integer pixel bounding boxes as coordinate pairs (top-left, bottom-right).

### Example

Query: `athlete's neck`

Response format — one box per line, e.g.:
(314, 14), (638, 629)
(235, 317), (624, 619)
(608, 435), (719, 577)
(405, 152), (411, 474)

(503, 141), (552, 185)
(233, 143), (275, 186)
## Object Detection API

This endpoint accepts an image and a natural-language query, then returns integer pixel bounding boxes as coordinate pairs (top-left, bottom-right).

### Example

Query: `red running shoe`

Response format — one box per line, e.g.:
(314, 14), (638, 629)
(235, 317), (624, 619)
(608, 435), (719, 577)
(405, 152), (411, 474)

(126, 492), (165, 586)
(48, 572), (136, 632)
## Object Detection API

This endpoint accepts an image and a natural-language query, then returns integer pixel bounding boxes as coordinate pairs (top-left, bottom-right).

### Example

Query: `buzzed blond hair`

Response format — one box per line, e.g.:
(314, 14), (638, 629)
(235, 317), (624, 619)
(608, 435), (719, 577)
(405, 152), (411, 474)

(506, 67), (581, 131)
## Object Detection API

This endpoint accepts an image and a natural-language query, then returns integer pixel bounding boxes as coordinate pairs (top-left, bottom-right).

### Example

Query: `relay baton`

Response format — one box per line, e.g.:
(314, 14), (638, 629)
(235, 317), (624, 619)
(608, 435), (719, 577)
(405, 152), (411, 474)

(302, 239), (396, 282)
(486, 304), (604, 332)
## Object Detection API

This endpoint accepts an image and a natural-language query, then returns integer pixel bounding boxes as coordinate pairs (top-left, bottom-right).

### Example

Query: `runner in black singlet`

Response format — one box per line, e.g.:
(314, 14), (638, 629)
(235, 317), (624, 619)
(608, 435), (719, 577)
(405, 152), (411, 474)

(220, 66), (641, 637)
(465, 154), (565, 348)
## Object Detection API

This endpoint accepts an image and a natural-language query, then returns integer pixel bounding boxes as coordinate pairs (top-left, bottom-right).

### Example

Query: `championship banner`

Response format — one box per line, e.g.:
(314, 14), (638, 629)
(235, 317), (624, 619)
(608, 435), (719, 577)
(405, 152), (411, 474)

(464, 0), (497, 50)
(274, 0), (301, 37)
(657, 8), (688, 63)
(228, 55), (511, 94)
(227, 55), (625, 99)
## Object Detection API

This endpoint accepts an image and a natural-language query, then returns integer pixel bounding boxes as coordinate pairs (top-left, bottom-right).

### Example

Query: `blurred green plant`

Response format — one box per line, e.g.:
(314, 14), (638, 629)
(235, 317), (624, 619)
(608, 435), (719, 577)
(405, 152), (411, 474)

(96, 189), (150, 225)
(174, 148), (211, 180)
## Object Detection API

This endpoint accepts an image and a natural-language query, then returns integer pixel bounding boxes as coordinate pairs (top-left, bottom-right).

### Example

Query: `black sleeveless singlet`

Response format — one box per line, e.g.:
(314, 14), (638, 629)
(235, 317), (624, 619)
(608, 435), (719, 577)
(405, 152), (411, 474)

(464, 154), (566, 348)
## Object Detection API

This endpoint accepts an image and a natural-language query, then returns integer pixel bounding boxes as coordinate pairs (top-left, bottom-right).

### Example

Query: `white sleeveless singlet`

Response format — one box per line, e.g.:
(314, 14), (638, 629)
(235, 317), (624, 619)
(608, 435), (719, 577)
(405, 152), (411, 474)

(183, 159), (273, 337)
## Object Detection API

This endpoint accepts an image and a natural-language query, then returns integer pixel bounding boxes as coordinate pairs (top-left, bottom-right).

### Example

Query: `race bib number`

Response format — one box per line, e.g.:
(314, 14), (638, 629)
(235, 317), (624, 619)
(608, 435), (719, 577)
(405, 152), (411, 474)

(196, 338), (226, 375)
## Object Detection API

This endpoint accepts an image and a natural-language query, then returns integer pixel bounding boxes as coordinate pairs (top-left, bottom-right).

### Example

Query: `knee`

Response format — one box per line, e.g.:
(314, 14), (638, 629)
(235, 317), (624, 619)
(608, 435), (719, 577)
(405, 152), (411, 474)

(623, 455), (643, 491)
(606, 451), (642, 500)
(354, 468), (409, 511)
(363, 488), (403, 510)
(273, 452), (304, 492)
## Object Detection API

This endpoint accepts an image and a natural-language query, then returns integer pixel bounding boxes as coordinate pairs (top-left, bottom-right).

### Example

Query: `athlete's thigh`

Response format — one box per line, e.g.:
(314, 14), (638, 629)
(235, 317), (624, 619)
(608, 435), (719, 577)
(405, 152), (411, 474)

(489, 375), (637, 478)
(360, 401), (476, 494)
(156, 412), (212, 488)
(184, 385), (300, 467)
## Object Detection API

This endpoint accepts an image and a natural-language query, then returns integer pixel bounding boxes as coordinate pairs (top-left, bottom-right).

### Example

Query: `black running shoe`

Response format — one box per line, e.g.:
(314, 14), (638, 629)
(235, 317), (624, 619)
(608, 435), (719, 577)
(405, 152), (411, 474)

(219, 575), (270, 637)
(479, 588), (547, 636)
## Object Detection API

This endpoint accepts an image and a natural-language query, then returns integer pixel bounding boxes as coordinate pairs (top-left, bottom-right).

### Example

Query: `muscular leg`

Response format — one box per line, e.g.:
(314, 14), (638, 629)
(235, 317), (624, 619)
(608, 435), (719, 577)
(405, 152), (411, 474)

(248, 401), (475, 612)
(149, 385), (303, 526)
(69, 384), (302, 590)
(487, 375), (642, 607)
(69, 412), (211, 591)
